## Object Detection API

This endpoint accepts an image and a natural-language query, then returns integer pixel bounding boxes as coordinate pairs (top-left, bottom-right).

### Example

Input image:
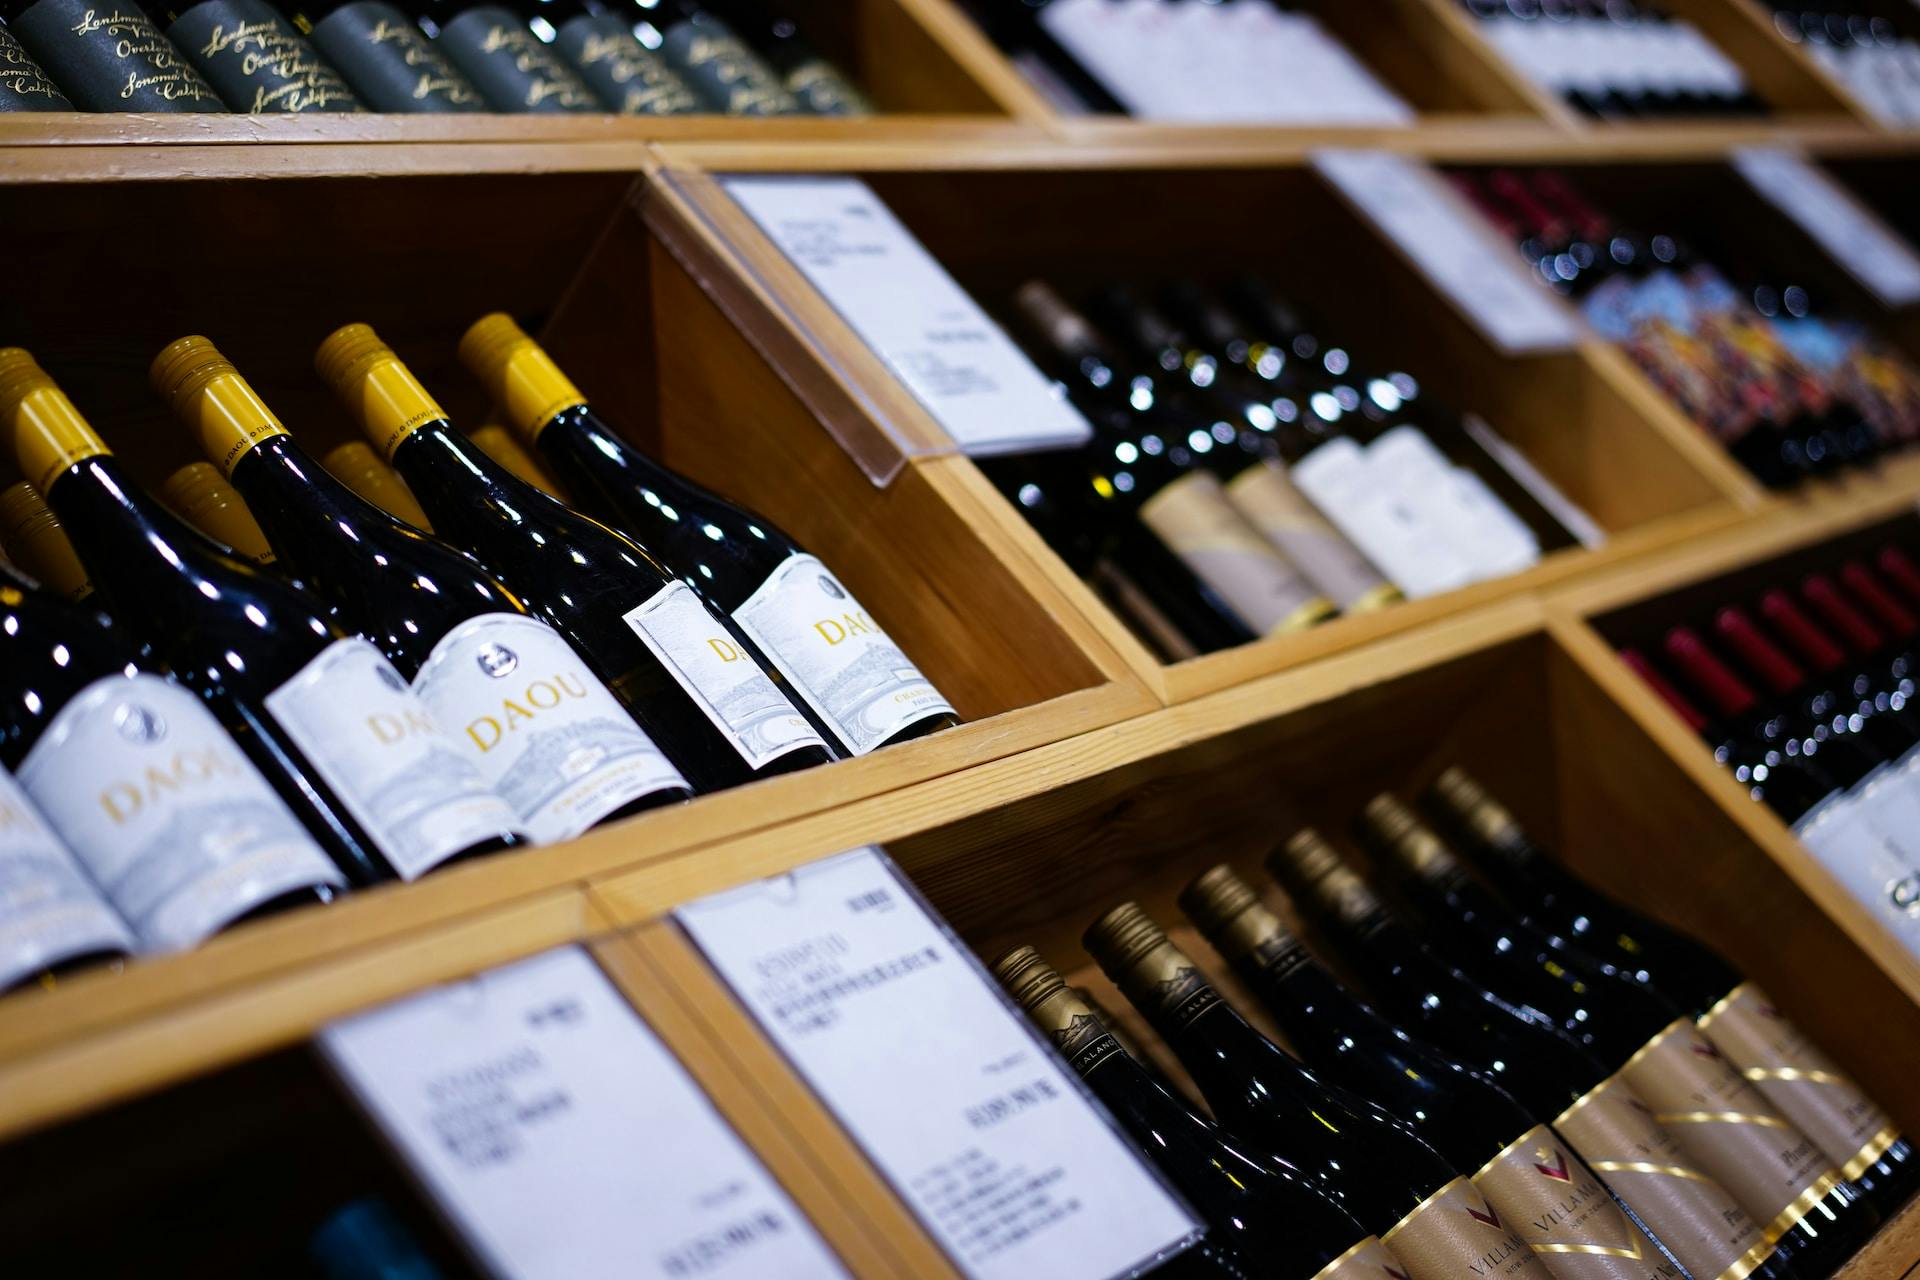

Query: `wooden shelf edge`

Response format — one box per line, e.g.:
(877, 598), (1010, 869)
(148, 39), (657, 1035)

(1836, 1190), (1920, 1280)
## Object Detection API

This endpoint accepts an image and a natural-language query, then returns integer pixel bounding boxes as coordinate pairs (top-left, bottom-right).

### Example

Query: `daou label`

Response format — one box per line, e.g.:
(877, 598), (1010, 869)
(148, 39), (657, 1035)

(321, 945), (847, 1280)
(410, 612), (689, 844)
(676, 847), (1202, 1280)
(0, 764), (135, 988)
(17, 672), (345, 951)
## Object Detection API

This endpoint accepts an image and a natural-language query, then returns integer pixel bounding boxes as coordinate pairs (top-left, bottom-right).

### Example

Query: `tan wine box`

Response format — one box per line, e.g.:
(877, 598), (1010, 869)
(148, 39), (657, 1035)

(0, 153), (1155, 1112)
(645, 142), (1777, 704)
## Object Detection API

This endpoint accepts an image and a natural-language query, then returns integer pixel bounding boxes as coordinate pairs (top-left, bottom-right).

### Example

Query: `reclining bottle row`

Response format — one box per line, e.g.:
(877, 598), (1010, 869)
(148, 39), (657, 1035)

(994, 767), (1914, 1280)
(0, 319), (954, 977)
(0, 0), (867, 116)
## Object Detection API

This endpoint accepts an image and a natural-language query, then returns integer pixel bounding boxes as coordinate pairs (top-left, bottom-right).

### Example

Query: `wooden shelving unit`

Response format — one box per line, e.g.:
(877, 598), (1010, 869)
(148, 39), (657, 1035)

(4, 0), (1920, 1272)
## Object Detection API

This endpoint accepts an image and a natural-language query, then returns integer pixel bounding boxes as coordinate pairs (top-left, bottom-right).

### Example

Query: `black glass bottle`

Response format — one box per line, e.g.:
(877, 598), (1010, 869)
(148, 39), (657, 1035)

(0, 0), (224, 110)
(275, 0), (484, 111)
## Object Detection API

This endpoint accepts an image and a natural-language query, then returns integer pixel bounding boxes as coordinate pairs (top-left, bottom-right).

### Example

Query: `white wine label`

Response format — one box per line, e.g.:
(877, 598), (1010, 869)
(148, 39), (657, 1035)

(719, 175), (1094, 464)
(677, 847), (1203, 1280)
(1313, 150), (1580, 355)
(1140, 470), (1333, 635)
(266, 637), (525, 881)
(1731, 149), (1920, 309)
(321, 946), (847, 1280)
(1790, 791), (1920, 960)
(1223, 461), (1399, 612)
(1367, 426), (1541, 580)
(411, 614), (688, 844)
(0, 765), (134, 989)
(733, 554), (953, 757)
(17, 673), (345, 951)
(1291, 437), (1477, 599)
(620, 582), (826, 771)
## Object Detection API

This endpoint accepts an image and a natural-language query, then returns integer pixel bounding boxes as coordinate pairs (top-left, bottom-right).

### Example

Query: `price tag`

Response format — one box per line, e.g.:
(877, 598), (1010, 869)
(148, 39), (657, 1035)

(1732, 148), (1920, 309)
(721, 175), (1095, 458)
(675, 847), (1202, 1280)
(1312, 150), (1581, 354)
(319, 946), (847, 1280)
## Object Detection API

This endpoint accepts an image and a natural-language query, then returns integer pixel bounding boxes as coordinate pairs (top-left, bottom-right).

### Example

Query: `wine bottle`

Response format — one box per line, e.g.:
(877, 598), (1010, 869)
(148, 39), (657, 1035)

(1801, 572), (1919, 719)
(150, 336), (542, 874)
(141, 0), (363, 110)
(705, 0), (869, 114)
(458, 313), (956, 758)
(0, 759), (133, 991)
(1755, 590), (1920, 763)
(468, 422), (566, 499)
(1082, 902), (1557, 1280)
(1355, 795), (1879, 1278)
(0, 560), (347, 949)
(1008, 282), (1335, 637)
(410, 0), (598, 110)
(1269, 827), (1797, 1280)
(1181, 864), (1683, 1280)
(631, 0), (798, 114)
(0, 480), (92, 600)
(993, 945), (1405, 1280)
(0, 0), (223, 110)
(522, 0), (701, 114)
(161, 461), (278, 566)
(957, 0), (1127, 115)
(1425, 765), (1920, 1217)
(321, 440), (434, 531)
(276, 0), (484, 112)
(0, 24), (73, 108)
(318, 322), (830, 794)
(1875, 545), (1920, 608)
(3, 350), (533, 891)
(306, 1197), (453, 1280)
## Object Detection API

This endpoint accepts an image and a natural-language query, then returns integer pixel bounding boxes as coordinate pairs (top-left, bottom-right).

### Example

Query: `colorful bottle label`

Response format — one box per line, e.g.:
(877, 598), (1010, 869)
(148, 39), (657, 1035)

(306, 0), (482, 113)
(553, 14), (701, 116)
(621, 581), (825, 771)
(1223, 460), (1399, 612)
(17, 672), (345, 951)
(732, 553), (953, 756)
(410, 612), (687, 843)
(8, 0), (222, 111)
(266, 637), (525, 880)
(1380, 1175), (1555, 1280)
(0, 765), (133, 989)
(1139, 470), (1333, 635)
(164, 0), (362, 112)
(435, 5), (597, 113)
(1470, 1123), (1676, 1280)
(1553, 1073), (1774, 1280)
(1698, 983), (1900, 1181)
(1616, 1019), (1840, 1246)
(0, 24), (74, 108)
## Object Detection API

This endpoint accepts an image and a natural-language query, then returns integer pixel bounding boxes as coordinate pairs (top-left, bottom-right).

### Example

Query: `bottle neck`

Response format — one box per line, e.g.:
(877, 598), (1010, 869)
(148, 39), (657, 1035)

(44, 456), (239, 616)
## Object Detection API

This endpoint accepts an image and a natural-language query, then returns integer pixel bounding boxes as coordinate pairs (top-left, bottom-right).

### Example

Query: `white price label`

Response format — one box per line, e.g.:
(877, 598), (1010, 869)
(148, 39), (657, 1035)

(320, 947), (846, 1280)
(675, 847), (1201, 1280)
(721, 175), (1095, 458)
(1732, 148), (1920, 309)
(1312, 150), (1581, 355)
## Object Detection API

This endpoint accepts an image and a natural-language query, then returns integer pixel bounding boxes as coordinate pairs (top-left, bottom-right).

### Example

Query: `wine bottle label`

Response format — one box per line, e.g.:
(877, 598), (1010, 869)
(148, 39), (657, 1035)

(553, 15), (701, 116)
(8, 0), (222, 111)
(1055, 1022), (1128, 1078)
(782, 58), (871, 116)
(411, 613), (688, 843)
(1310, 1236), (1413, 1280)
(1139, 471), (1334, 635)
(436, 6), (598, 113)
(1697, 983), (1900, 1181)
(0, 766), (134, 989)
(0, 25), (74, 109)
(732, 553), (954, 756)
(1366, 426), (1540, 580)
(10, 381), (109, 494)
(305, 0), (482, 113)
(657, 18), (797, 115)
(1470, 1123), (1675, 1280)
(621, 582), (826, 771)
(1380, 1175), (1554, 1280)
(165, 0), (361, 111)
(1223, 461), (1400, 612)
(1290, 437), (1477, 600)
(1616, 1019), (1841, 1245)
(17, 672), (346, 951)
(266, 638), (525, 880)
(1553, 1073), (1772, 1280)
